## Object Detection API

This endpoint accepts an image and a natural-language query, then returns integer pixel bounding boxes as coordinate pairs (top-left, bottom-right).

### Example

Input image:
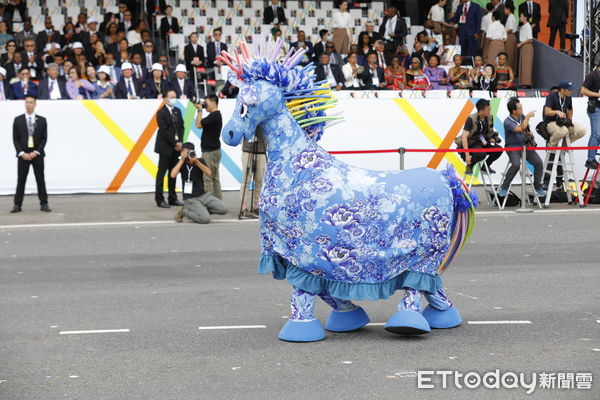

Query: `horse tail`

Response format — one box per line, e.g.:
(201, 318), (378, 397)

(438, 165), (479, 274)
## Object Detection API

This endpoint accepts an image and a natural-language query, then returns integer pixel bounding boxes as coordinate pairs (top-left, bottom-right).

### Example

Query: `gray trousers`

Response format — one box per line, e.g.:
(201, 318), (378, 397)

(202, 149), (222, 200)
(240, 151), (266, 211)
(500, 149), (544, 191)
(182, 193), (228, 224)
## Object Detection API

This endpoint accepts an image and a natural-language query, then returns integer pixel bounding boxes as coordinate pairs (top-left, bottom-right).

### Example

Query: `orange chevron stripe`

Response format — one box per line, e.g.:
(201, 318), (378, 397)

(106, 104), (162, 193)
(426, 100), (474, 169)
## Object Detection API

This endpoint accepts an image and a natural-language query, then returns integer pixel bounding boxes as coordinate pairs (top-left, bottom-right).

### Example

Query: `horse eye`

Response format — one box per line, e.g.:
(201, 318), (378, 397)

(239, 103), (248, 119)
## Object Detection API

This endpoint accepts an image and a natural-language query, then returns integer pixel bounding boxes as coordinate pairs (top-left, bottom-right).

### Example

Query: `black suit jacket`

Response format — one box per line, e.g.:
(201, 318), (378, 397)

(160, 16), (180, 37)
(22, 52), (45, 79)
(315, 63), (344, 86)
(290, 41), (314, 64)
(81, 31), (105, 45)
(154, 105), (184, 155)
(37, 76), (68, 100)
(1, 79), (13, 99)
(140, 52), (159, 69)
(114, 77), (143, 99)
(184, 43), (205, 72)
(5, 62), (22, 81)
(379, 15), (408, 47)
(313, 41), (327, 63)
(360, 66), (385, 90)
(13, 114), (47, 157)
(263, 5), (287, 24)
(169, 78), (195, 98)
(131, 63), (149, 81)
(547, 0), (568, 27)
(146, 0), (167, 16)
(36, 29), (62, 51)
(519, 2), (541, 35)
(359, 30), (382, 46)
(142, 78), (169, 98)
(206, 42), (227, 68)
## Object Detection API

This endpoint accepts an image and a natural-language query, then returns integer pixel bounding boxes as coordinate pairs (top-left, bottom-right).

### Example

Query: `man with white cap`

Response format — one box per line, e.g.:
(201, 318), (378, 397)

(170, 64), (194, 99)
(82, 16), (104, 44)
(142, 63), (168, 99)
(37, 63), (68, 100)
(114, 62), (142, 99)
(72, 41), (85, 58)
(0, 67), (12, 100)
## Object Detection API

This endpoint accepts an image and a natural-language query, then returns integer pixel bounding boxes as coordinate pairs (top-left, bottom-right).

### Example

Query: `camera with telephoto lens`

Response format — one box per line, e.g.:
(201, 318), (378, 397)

(191, 96), (204, 105)
(188, 151), (196, 159)
(556, 118), (573, 128)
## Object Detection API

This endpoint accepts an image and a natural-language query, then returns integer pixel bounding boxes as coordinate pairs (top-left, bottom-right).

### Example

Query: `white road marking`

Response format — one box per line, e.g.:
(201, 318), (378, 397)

(366, 322), (386, 326)
(198, 325), (266, 330)
(476, 208), (600, 216)
(467, 320), (532, 325)
(59, 329), (130, 335)
(0, 219), (259, 230)
(445, 289), (479, 300)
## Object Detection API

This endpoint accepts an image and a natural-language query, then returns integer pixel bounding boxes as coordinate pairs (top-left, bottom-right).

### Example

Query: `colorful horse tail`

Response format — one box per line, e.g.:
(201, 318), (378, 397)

(438, 165), (479, 274)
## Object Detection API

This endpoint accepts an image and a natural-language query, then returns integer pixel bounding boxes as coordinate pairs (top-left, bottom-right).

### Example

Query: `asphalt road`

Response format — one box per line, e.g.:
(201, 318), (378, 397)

(0, 194), (599, 400)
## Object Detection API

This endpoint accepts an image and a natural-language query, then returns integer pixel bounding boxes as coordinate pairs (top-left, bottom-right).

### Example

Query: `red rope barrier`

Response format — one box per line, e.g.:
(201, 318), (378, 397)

(328, 146), (600, 155)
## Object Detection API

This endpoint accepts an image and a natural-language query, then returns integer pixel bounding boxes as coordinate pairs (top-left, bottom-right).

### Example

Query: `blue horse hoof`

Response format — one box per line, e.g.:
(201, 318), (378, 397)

(325, 306), (370, 332)
(278, 319), (326, 342)
(421, 305), (462, 329)
(384, 310), (431, 335)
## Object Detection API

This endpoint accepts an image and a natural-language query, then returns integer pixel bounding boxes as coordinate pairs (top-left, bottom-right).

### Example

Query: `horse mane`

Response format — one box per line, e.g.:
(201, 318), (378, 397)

(216, 37), (343, 141)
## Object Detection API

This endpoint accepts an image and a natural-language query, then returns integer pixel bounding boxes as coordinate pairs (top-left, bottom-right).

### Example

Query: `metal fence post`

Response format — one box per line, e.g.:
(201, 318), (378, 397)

(515, 145), (533, 213)
(398, 147), (405, 170)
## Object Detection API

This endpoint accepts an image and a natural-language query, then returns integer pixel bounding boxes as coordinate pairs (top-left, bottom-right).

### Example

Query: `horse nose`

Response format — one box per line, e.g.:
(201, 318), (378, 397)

(229, 130), (234, 139)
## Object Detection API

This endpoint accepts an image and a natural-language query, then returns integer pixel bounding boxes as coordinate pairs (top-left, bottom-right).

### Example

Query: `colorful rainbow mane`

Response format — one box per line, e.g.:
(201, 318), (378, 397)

(216, 37), (343, 141)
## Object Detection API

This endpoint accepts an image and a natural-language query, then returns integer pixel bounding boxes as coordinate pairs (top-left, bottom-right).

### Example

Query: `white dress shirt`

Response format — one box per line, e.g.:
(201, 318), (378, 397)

(486, 20), (507, 40)
(385, 15), (397, 40)
(504, 14), (517, 33)
(331, 10), (351, 29)
(342, 63), (361, 88)
(519, 22), (533, 42)
(481, 13), (492, 33)
(125, 77), (137, 96)
(48, 78), (62, 99)
(430, 5), (445, 23)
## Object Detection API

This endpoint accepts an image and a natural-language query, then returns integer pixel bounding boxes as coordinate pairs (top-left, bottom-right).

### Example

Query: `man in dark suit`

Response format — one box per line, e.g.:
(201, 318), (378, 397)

(131, 30), (153, 56)
(519, 0), (541, 39)
(5, 51), (24, 82)
(158, 55), (175, 80)
(0, 67), (13, 100)
(114, 62), (143, 98)
(146, 0), (167, 29)
(154, 89), (184, 208)
(159, 5), (179, 38)
(37, 64), (68, 100)
(81, 17), (105, 45)
(361, 53), (386, 90)
(12, 68), (38, 99)
(36, 17), (62, 52)
(206, 28), (227, 68)
(11, 95), (50, 213)
(184, 32), (205, 73)
(263, 0), (287, 24)
(140, 40), (159, 71)
(379, 6), (407, 52)
(22, 39), (44, 80)
(290, 30), (314, 67)
(313, 29), (329, 64)
(373, 40), (392, 69)
(130, 53), (149, 81)
(491, 0), (507, 24)
(170, 64), (195, 98)
(547, 0), (568, 51)
(315, 53), (344, 91)
(451, 0), (482, 57)
(15, 19), (37, 48)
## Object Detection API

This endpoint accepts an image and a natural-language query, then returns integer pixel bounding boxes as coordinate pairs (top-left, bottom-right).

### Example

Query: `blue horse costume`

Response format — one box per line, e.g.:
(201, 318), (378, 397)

(218, 38), (478, 342)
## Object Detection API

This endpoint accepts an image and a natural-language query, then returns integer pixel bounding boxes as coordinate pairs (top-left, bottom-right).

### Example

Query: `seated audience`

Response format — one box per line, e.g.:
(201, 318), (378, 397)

(424, 54), (452, 90)
(476, 64), (498, 91)
(495, 52), (514, 89)
(448, 54), (471, 89)
(384, 55), (406, 90)
(143, 63), (168, 99)
(315, 53), (344, 91)
(12, 67), (37, 99)
(361, 53), (386, 90)
(66, 67), (96, 99)
(342, 53), (364, 89)
(406, 57), (430, 90)
(95, 65), (115, 99)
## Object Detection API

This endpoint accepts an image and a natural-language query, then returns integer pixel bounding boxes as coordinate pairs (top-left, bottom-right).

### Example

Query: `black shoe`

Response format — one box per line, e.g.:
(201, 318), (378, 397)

(465, 165), (473, 175)
(157, 202), (171, 208)
(585, 159), (599, 170)
(10, 205), (22, 213)
(40, 204), (51, 212)
(484, 165), (496, 174)
(169, 200), (184, 206)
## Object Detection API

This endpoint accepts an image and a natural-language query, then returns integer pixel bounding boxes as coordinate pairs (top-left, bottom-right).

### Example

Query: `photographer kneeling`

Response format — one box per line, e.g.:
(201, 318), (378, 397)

(171, 143), (229, 224)
(544, 80), (586, 147)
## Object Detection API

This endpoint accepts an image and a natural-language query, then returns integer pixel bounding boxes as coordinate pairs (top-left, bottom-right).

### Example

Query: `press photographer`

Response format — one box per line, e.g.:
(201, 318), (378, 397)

(170, 143), (229, 224)
(543, 80), (586, 148)
(194, 94), (223, 200)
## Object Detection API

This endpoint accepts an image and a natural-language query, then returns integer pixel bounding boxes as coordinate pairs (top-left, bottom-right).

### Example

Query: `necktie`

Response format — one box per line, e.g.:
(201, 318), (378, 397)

(23, 83), (28, 95)
(147, 54), (152, 69)
(137, 65), (142, 78)
(216, 42), (220, 54)
(27, 116), (34, 137)
(127, 80), (133, 95)
(463, 3), (468, 16)
(528, 2), (532, 15)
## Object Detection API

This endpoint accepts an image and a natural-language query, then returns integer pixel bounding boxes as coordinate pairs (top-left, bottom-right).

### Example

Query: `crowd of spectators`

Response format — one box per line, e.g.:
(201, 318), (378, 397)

(0, 0), (562, 100)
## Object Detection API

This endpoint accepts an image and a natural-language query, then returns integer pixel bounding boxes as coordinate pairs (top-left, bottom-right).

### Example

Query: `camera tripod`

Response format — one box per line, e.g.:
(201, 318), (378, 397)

(238, 138), (265, 220)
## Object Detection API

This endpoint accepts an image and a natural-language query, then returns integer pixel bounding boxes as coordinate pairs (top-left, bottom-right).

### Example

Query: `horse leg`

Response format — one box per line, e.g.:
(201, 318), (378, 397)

(318, 291), (370, 332)
(384, 288), (431, 335)
(278, 286), (326, 342)
(422, 288), (463, 329)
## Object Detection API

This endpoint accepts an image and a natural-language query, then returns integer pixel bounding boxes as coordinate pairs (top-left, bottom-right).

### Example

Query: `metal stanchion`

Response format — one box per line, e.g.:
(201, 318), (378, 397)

(515, 146), (533, 213)
(398, 147), (405, 170)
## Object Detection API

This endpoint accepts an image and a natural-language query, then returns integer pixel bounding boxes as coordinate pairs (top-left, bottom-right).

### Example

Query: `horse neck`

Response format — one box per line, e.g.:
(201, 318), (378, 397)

(261, 107), (312, 162)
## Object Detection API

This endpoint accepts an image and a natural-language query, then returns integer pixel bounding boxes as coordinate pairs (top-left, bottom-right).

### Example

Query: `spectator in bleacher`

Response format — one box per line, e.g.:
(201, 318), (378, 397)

(342, 52), (364, 90)
(547, 0), (568, 52)
(5, 51), (23, 81)
(71, 41), (85, 59)
(448, 54), (471, 89)
(406, 57), (430, 90)
(160, 5), (179, 39)
(184, 33), (205, 74)
(100, 12), (116, 34)
(143, 63), (168, 99)
(116, 39), (130, 67)
(480, 2), (493, 53)
(15, 19), (36, 49)
(495, 52), (514, 89)
(270, 28), (288, 58)
(122, 0), (138, 21)
(484, 10), (506, 65)
(104, 53), (121, 82)
(325, 42), (342, 66)
(0, 66), (13, 99)
(498, 98), (545, 196)
(358, 21), (381, 47)
(92, 40), (107, 66)
(36, 17), (61, 52)
(206, 28), (227, 69)
(128, 21), (148, 47)
(114, 62), (141, 99)
(1, 39), (16, 65)
(416, 31), (439, 62)
(116, 2), (128, 23)
(476, 63), (497, 91)
(158, 55), (173, 80)
(6, 0), (27, 31)
(380, 6), (407, 53)
(425, 54), (452, 90)
(315, 53), (343, 91)
(62, 59), (74, 78)
(503, 3), (517, 72)
(263, 0), (287, 25)
(82, 17), (104, 45)
(104, 23), (119, 48)
(373, 40), (391, 70)
(517, 12), (533, 89)
(23, 39), (42, 80)
(75, 13), (88, 34)
(394, 44), (411, 69)
(357, 32), (372, 59)
(12, 67), (37, 99)
(451, 0), (481, 58)
(131, 30), (152, 56)
(469, 54), (485, 83)
(291, 30), (314, 67)
(384, 55), (406, 90)
(410, 41), (427, 67)
(37, 64), (68, 100)
(519, 0), (540, 39)
(0, 21), (13, 52)
(85, 64), (97, 82)
(170, 64), (194, 99)
(95, 65), (115, 99)
(331, 0), (351, 56)
(66, 67), (96, 99)
(146, 0), (167, 30)
(491, 0), (507, 24)
(140, 40), (158, 71)
(130, 52), (148, 81)
(119, 10), (135, 34)
(344, 44), (366, 66)
(544, 80), (585, 146)
(313, 29), (329, 64)
(62, 24), (79, 50)
(0, 4), (7, 28)
(429, 0), (446, 34)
